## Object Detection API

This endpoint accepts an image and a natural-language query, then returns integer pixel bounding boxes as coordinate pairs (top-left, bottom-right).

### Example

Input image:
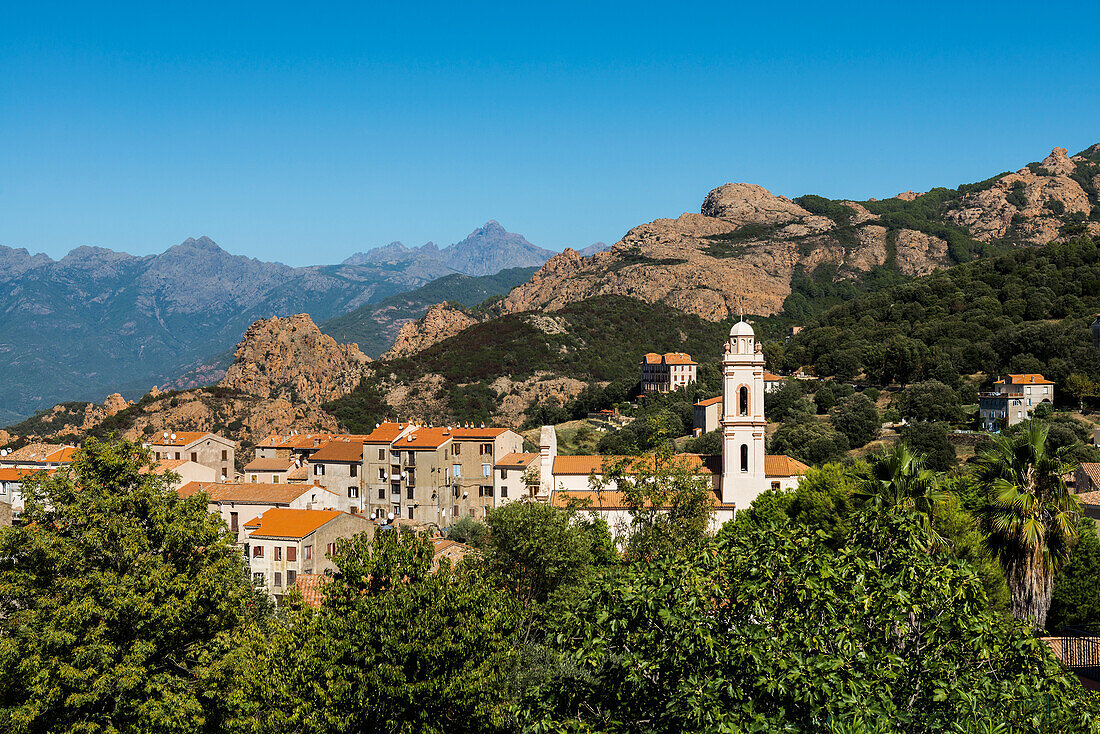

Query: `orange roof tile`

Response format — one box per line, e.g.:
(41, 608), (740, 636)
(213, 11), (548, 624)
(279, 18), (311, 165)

(642, 353), (662, 364)
(763, 372), (782, 381)
(245, 508), (347, 539)
(309, 439), (366, 463)
(2, 443), (75, 463)
(495, 452), (540, 469)
(290, 573), (330, 608)
(549, 488), (725, 510)
(364, 422), (414, 444)
(243, 457), (296, 472)
(0, 467), (56, 481)
(176, 481), (336, 505)
(140, 458), (190, 475)
(396, 427), (454, 450)
(662, 352), (696, 365)
(451, 427), (511, 439)
(694, 396), (723, 407)
(1078, 464), (1100, 488)
(147, 431), (214, 447)
(1075, 490), (1100, 507)
(431, 537), (474, 569)
(996, 374), (1054, 386)
(764, 454), (811, 477)
(553, 453), (719, 476)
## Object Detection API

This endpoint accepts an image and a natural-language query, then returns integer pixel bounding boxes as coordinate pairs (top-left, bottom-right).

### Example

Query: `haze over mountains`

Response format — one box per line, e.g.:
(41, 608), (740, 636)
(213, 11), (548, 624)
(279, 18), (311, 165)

(0, 222), (559, 423)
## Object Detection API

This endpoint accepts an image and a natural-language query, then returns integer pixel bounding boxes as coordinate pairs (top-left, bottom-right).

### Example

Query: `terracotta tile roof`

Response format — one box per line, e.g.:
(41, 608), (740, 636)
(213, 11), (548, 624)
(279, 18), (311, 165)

(256, 433), (372, 450)
(364, 422), (414, 444)
(244, 457), (296, 472)
(451, 427), (511, 439)
(495, 452), (540, 469)
(290, 573), (330, 608)
(431, 537), (474, 569)
(763, 372), (782, 381)
(764, 454), (811, 477)
(1074, 490), (1100, 507)
(245, 508), (347, 539)
(140, 458), (191, 475)
(694, 396), (723, 407)
(996, 374), (1053, 386)
(1078, 464), (1100, 489)
(395, 427), (454, 450)
(176, 481), (336, 505)
(662, 352), (696, 365)
(553, 453), (719, 476)
(147, 431), (215, 447)
(642, 353), (662, 364)
(2, 443), (76, 463)
(308, 439), (366, 463)
(0, 467), (56, 481)
(287, 465), (309, 481)
(550, 488), (724, 510)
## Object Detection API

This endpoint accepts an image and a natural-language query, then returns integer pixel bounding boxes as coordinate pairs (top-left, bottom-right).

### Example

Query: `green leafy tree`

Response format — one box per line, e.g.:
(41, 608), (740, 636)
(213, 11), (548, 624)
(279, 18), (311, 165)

(899, 421), (958, 472)
(446, 515), (489, 547)
(265, 529), (520, 734)
(829, 392), (880, 448)
(521, 508), (1095, 732)
(683, 428), (721, 455)
(813, 381), (855, 414)
(1047, 515), (1100, 632)
(0, 438), (262, 734)
(974, 423), (1080, 629)
(895, 380), (965, 424)
(763, 379), (806, 422)
(726, 462), (857, 541)
(769, 419), (850, 466)
(854, 443), (945, 548)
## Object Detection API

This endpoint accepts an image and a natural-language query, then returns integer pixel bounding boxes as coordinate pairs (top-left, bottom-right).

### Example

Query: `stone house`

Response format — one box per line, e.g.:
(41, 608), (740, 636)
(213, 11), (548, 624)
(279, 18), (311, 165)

(1077, 464), (1100, 496)
(142, 458), (216, 491)
(177, 480), (340, 540)
(978, 374), (1054, 430)
(144, 431), (236, 481)
(448, 428), (524, 518)
(693, 396), (723, 434)
(308, 438), (369, 513)
(362, 422), (417, 520)
(640, 352), (698, 393)
(243, 456), (300, 484)
(0, 467), (57, 517)
(244, 508), (372, 602)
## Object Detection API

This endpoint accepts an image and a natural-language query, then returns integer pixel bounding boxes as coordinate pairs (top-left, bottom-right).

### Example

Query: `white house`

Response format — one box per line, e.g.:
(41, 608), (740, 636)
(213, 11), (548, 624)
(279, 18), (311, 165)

(177, 480), (340, 539)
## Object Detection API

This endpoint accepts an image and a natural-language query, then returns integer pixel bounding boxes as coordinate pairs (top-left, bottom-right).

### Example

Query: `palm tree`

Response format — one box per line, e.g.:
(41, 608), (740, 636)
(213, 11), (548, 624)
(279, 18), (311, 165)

(973, 423), (1079, 629)
(855, 442), (945, 549)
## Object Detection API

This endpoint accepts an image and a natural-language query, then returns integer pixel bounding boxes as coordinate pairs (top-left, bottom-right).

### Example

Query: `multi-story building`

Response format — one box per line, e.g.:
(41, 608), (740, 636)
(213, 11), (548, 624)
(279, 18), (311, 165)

(244, 508), (372, 602)
(144, 431), (236, 481)
(640, 352), (698, 393)
(253, 433), (355, 463)
(143, 458), (216, 491)
(382, 427), (455, 525)
(978, 374), (1055, 430)
(177, 480), (340, 540)
(362, 422), (416, 520)
(492, 452), (541, 506)
(0, 467), (56, 517)
(693, 396), (723, 434)
(448, 428), (524, 518)
(243, 456), (300, 484)
(0, 443), (76, 469)
(309, 438), (368, 513)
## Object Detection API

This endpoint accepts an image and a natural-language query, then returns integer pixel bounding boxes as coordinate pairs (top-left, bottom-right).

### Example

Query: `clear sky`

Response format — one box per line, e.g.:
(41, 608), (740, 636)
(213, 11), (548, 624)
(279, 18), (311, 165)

(2, 1), (1098, 266)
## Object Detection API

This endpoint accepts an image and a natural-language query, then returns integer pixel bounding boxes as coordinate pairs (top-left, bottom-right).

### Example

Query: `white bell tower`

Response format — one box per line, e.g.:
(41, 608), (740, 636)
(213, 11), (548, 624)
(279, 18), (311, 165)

(720, 317), (767, 509)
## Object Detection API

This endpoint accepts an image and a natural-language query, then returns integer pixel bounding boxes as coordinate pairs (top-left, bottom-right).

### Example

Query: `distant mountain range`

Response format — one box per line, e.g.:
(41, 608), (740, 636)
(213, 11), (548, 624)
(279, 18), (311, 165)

(0, 222), (556, 423)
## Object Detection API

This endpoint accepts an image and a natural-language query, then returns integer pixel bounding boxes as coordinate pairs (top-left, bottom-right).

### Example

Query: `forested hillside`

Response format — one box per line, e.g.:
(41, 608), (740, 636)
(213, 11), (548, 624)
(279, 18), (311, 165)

(782, 237), (1100, 401)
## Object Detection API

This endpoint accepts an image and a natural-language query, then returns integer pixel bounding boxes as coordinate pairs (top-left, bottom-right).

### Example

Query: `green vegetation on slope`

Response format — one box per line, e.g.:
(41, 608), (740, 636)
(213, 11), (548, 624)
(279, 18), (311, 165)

(319, 266), (538, 356)
(783, 237), (1100, 401)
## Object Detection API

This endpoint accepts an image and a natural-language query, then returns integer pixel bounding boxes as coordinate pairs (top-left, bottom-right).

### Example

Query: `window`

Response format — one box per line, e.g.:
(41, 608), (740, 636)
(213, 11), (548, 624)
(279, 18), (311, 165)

(499, 468), (507, 480)
(272, 475), (280, 484)
(253, 545), (264, 558)
(480, 443), (493, 456)
(287, 546), (297, 562)
(481, 463), (491, 477)
(190, 452), (198, 462)
(221, 450), (228, 461)
(175, 452), (181, 460)
(501, 486), (508, 498)
(771, 481), (781, 490)
(274, 572), (282, 587)
(350, 464), (358, 477)
(326, 542), (336, 556)
(480, 485), (493, 498)
(315, 464), (325, 476)
(250, 474), (258, 483)
(453, 504), (458, 517)
(453, 463), (462, 478)
(378, 448), (386, 460)
(406, 486), (414, 500)
(408, 506), (414, 519)
(304, 545), (312, 561)
(348, 487), (359, 498)
(378, 468), (386, 480)
(253, 572), (264, 585)
(230, 512), (238, 532)
(452, 443), (461, 456)
(740, 444), (748, 472)
(378, 487), (385, 500)
(274, 546), (282, 561)
(738, 386), (749, 417)
(406, 469), (415, 486)
(287, 570), (296, 587)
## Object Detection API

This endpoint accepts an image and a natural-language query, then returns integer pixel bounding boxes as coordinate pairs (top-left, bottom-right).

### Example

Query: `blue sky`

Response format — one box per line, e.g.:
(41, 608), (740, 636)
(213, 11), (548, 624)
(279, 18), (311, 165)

(2, 1), (1098, 266)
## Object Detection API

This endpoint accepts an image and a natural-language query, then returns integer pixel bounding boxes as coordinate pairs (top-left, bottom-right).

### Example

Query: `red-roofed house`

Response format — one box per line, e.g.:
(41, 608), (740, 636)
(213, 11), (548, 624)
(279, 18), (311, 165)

(693, 396), (724, 434)
(1077, 464), (1100, 497)
(979, 374), (1055, 430)
(244, 508), (371, 601)
(640, 352), (698, 393)
(143, 431), (236, 481)
(493, 452), (540, 505)
(177, 480), (340, 538)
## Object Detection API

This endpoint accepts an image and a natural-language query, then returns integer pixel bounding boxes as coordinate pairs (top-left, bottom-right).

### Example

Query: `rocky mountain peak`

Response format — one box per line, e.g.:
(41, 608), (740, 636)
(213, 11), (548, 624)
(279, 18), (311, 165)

(220, 313), (371, 404)
(700, 183), (812, 226)
(383, 303), (481, 359)
(1038, 147), (1075, 176)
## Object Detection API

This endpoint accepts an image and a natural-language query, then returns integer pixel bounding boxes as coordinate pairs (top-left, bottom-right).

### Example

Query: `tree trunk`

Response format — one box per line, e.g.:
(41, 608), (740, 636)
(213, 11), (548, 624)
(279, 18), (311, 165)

(1006, 546), (1054, 630)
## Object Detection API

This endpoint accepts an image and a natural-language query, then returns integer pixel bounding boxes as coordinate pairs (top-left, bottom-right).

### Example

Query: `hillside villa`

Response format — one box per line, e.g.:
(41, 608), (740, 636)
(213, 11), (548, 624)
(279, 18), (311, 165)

(978, 374), (1055, 430)
(640, 352), (698, 393)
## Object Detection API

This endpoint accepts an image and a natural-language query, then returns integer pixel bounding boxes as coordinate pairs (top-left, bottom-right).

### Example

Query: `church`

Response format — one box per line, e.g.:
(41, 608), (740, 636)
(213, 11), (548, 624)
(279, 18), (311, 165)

(542, 318), (808, 537)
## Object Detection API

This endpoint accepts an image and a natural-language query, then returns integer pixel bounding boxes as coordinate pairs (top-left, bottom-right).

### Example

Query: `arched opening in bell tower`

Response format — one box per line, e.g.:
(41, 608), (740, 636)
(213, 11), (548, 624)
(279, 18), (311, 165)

(740, 443), (748, 472)
(738, 386), (749, 416)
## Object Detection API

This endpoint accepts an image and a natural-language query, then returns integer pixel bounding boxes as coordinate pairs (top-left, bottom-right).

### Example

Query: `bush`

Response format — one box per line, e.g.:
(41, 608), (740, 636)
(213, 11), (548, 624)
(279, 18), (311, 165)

(895, 380), (965, 424)
(898, 422), (957, 472)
